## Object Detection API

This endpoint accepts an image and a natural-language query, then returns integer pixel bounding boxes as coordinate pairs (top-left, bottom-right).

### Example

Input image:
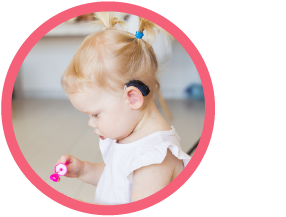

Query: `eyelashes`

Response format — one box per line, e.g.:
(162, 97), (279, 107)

(92, 114), (99, 118)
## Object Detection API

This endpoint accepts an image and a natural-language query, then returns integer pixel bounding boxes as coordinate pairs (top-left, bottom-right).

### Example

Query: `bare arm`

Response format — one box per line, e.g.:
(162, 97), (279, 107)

(78, 161), (106, 186)
(56, 155), (105, 187)
(131, 149), (177, 202)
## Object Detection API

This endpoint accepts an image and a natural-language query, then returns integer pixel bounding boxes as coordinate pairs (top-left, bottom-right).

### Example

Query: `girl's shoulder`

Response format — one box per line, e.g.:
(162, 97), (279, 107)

(99, 126), (191, 181)
(125, 126), (191, 183)
(131, 126), (190, 163)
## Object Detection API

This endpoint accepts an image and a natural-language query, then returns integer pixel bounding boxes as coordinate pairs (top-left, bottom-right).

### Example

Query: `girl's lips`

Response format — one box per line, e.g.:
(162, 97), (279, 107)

(100, 136), (105, 140)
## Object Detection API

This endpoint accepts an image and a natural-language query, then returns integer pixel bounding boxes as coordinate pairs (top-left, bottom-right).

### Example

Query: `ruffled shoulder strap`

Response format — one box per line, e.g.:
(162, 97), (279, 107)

(99, 138), (116, 164)
(126, 128), (191, 183)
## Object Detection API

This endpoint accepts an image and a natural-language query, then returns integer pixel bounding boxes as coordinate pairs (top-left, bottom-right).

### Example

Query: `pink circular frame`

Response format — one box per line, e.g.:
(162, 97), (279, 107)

(2, 2), (215, 215)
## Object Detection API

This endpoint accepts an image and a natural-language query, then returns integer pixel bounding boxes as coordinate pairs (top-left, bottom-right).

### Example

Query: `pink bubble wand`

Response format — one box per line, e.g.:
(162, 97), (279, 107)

(50, 161), (69, 182)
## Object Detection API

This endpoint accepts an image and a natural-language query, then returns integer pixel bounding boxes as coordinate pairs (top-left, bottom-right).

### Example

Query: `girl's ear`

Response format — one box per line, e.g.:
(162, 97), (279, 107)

(124, 86), (144, 109)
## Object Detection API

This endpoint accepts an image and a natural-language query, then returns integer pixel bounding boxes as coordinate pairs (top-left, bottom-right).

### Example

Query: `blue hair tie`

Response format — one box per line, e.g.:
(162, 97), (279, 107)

(135, 31), (144, 39)
(124, 79), (150, 96)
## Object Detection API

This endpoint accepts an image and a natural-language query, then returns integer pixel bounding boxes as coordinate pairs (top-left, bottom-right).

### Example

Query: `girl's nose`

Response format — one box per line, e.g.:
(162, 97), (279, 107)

(88, 118), (97, 128)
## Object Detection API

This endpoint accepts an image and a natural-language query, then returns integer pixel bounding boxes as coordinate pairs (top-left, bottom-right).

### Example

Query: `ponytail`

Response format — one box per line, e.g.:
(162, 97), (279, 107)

(94, 12), (126, 29)
(138, 17), (173, 44)
(137, 17), (174, 120)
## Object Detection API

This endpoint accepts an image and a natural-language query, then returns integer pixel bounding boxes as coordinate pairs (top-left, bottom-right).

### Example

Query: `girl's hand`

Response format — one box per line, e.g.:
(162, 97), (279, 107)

(55, 155), (84, 182)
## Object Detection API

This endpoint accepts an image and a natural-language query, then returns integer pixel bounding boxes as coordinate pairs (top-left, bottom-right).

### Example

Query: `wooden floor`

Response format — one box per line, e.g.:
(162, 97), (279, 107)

(12, 99), (205, 202)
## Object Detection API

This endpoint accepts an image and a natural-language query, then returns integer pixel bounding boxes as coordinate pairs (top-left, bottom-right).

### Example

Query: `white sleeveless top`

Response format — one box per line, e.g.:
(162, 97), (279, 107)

(94, 126), (191, 205)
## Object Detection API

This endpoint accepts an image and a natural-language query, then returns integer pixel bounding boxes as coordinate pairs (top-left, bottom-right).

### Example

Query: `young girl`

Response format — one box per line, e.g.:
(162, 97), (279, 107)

(55, 12), (191, 205)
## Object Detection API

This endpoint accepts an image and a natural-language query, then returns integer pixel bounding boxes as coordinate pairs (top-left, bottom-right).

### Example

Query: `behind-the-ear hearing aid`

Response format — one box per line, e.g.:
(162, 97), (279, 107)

(124, 79), (150, 96)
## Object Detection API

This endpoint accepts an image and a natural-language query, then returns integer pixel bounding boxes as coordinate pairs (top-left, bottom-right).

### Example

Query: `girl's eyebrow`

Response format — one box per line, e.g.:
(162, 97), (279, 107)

(83, 111), (93, 114)
(83, 109), (99, 114)
(81, 109), (92, 114)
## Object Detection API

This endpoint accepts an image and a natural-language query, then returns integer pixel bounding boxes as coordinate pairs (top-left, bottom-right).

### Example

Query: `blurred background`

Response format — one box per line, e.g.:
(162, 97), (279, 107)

(12, 13), (205, 202)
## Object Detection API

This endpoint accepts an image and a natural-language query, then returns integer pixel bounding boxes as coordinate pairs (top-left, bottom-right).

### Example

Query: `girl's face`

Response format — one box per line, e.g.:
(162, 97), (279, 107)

(68, 87), (141, 141)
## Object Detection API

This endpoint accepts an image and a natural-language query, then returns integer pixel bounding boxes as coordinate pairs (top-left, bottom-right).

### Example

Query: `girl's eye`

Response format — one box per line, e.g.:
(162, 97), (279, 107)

(92, 114), (99, 118)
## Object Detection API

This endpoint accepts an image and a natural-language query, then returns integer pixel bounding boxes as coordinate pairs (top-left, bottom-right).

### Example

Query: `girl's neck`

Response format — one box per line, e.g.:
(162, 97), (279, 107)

(117, 100), (171, 144)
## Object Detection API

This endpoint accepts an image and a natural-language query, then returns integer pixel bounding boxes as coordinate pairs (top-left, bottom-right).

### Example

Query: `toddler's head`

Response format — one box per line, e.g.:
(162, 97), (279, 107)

(61, 12), (171, 140)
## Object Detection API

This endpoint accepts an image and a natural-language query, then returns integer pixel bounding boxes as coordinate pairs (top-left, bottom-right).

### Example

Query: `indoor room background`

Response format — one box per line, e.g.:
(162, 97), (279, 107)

(12, 13), (205, 202)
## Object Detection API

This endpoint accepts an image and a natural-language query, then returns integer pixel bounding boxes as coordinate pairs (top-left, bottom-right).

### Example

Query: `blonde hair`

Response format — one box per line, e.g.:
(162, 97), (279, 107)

(62, 12), (173, 112)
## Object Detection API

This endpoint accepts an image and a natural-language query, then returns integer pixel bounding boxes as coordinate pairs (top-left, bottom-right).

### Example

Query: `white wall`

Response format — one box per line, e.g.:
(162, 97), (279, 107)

(16, 37), (83, 99)
(158, 40), (201, 98)
(15, 34), (201, 99)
